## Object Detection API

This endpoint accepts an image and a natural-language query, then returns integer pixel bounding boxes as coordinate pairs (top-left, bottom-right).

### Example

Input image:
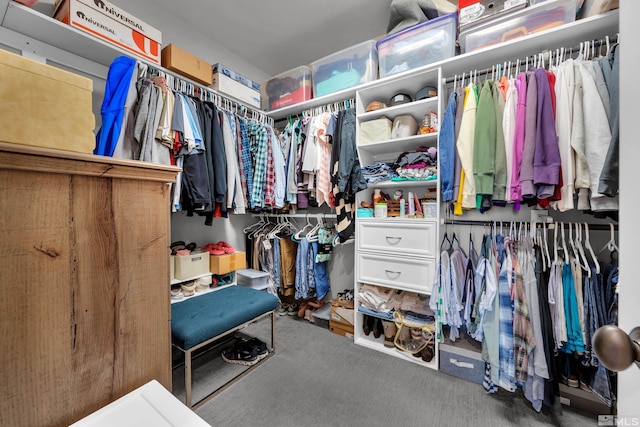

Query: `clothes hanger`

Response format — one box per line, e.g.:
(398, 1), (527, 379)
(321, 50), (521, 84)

(535, 223), (547, 272)
(559, 222), (569, 262)
(553, 222), (559, 265)
(597, 223), (619, 257)
(584, 223), (601, 274)
(574, 223), (592, 277)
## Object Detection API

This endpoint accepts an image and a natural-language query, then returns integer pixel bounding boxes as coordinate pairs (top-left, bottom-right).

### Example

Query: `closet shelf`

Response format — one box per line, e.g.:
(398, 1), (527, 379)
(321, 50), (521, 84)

(358, 97), (439, 122)
(0, 1), (269, 116)
(266, 9), (618, 120)
(358, 132), (438, 158)
(362, 179), (438, 190)
(354, 335), (438, 370)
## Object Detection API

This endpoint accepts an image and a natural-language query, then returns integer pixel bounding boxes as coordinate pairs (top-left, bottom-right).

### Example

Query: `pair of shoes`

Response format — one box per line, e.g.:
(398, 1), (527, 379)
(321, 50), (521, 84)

(203, 241), (236, 255)
(287, 303), (298, 316)
(363, 315), (373, 336)
(304, 307), (315, 322)
(381, 320), (397, 348)
(241, 337), (269, 359)
(278, 303), (289, 316)
(170, 287), (184, 300)
(422, 342), (435, 362)
(221, 340), (261, 366)
(195, 277), (211, 292)
(181, 281), (197, 297)
(298, 301), (309, 318)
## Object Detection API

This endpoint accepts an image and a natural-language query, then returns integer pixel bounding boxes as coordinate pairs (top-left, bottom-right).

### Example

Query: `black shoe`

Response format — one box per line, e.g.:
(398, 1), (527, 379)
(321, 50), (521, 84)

(221, 340), (259, 366)
(243, 337), (268, 358)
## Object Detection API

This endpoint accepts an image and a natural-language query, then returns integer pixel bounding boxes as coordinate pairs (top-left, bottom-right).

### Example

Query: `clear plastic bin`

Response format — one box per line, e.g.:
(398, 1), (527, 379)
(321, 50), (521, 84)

(311, 40), (378, 97)
(377, 13), (457, 78)
(459, 0), (576, 53)
(262, 65), (312, 111)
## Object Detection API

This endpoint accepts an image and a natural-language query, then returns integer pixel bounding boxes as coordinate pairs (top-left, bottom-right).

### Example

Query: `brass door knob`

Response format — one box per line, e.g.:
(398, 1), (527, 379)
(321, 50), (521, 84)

(592, 325), (640, 372)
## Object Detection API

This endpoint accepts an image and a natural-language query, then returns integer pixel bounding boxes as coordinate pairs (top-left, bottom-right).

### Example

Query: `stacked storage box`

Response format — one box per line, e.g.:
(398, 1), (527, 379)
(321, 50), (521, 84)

(311, 40), (378, 97)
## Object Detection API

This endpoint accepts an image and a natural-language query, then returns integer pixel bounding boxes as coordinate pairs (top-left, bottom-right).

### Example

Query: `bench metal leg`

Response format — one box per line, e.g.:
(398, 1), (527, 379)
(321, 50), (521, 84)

(185, 348), (193, 408)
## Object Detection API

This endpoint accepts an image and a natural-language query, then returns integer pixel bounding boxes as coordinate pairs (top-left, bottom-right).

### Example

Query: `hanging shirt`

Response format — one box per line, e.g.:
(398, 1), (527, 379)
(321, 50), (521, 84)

(248, 120), (269, 208)
(503, 78), (517, 203)
(554, 59), (576, 211)
(510, 73), (528, 204)
(268, 126), (286, 209)
(456, 83), (479, 209)
(440, 91), (457, 202)
(533, 67), (561, 200)
(520, 71), (538, 199)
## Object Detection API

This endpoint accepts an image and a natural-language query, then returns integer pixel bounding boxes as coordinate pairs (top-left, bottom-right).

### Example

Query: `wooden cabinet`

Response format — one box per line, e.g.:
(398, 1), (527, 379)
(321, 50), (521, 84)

(0, 143), (179, 427)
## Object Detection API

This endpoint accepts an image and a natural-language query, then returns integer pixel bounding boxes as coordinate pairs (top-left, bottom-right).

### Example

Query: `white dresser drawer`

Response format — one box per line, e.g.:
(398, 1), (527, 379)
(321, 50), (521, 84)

(356, 253), (434, 294)
(357, 219), (437, 257)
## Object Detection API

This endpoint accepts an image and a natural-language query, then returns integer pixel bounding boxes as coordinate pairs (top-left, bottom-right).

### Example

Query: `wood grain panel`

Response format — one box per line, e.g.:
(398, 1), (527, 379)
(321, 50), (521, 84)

(111, 178), (172, 396)
(0, 170), (74, 427)
(0, 145), (177, 427)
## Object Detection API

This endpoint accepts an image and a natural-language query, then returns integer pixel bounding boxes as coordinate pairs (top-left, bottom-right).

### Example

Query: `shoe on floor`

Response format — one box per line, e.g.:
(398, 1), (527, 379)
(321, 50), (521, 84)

(221, 341), (259, 366)
(242, 337), (269, 359)
(287, 303), (298, 316)
(277, 304), (289, 316)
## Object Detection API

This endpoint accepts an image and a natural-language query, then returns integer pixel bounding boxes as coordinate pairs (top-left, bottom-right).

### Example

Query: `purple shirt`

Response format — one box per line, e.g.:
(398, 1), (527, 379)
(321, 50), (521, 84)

(509, 73), (528, 202)
(534, 68), (561, 198)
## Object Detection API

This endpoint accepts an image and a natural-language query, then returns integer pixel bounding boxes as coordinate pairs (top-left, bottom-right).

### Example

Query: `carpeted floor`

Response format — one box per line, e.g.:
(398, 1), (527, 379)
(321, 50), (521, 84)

(172, 315), (598, 427)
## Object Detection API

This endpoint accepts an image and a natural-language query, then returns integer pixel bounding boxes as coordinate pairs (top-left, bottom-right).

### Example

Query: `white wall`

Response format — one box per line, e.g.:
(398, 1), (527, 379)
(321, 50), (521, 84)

(617, 0), (640, 416)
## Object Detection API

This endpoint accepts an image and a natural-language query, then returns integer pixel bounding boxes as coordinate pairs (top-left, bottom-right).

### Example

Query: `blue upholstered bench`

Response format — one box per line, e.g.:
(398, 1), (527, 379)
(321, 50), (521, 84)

(171, 285), (279, 409)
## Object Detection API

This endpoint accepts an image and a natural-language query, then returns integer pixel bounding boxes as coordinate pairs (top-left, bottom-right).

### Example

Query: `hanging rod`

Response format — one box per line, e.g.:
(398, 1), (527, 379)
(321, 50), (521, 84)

(137, 60), (274, 127)
(443, 35), (617, 85)
(300, 98), (356, 118)
(442, 218), (618, 231)
(251, 212), (337, 219)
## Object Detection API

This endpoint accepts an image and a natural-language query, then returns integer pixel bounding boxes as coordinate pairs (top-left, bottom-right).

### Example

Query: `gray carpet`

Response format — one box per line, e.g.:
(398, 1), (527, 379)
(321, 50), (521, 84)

(172, 316), (598, 427)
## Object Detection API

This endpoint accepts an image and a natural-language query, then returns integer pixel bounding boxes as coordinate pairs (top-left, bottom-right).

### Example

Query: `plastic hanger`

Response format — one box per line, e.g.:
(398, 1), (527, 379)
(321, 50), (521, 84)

(584, 223), (600, 274)
(560, 222), (569, 262)
(597, 223), (619, 257)
(574, 223), (592, 277)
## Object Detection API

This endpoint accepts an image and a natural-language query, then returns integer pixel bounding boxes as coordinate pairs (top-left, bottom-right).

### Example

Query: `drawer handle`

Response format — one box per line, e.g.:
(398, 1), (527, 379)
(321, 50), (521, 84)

(385, 270), (401, 278)
(385, 236), (402, 244)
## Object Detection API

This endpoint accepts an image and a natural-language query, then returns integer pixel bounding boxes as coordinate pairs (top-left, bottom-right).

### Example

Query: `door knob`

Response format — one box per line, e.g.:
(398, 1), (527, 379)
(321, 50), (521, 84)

(592, 325), (640, 372)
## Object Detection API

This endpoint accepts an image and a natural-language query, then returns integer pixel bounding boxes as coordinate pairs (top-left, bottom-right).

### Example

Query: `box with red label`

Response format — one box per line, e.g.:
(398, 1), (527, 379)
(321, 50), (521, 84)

(53, 0), (162, 64)
(458, 0), (527, 30)
(262, 66), (312, 111)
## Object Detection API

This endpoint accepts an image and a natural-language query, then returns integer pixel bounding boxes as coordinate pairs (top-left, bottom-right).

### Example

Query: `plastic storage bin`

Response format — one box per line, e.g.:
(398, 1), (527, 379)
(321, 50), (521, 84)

(262, 66), (312, 111)
(311, 40), (378, 97)
(236, 268), (269, 290)
(377, 13), (457, 78)
(459, 0), (576, 53)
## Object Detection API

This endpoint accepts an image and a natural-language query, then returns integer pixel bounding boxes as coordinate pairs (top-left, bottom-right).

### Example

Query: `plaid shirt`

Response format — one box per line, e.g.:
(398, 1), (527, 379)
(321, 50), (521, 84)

(263, 130), (275, 207)
(512, 250), (536, 384)
(497, 236), (516, 392)
(236, 117), (250, 208)
(248, 121), (268, 208)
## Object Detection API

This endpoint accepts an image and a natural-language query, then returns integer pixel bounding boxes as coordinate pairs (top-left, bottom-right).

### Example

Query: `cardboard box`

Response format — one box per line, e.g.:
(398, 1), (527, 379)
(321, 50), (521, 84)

(329, 320), (354, 338)
(0, 49), (95, 153)
(211, 72), (261, 109)
(161, 44), (212, 86)
(54, 0), (162, 42)
(330, 306), (354, 327)
(210, 251), (247, 275)
(212, 63), (261, 92)
(174, 252), (210, 280)
(559, 383), (612, 415)
(53, 0), (161, 64)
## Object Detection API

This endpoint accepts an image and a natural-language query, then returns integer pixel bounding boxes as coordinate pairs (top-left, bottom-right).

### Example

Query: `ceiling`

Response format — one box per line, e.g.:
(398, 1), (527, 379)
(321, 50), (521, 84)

(110, 0), (394, 77)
